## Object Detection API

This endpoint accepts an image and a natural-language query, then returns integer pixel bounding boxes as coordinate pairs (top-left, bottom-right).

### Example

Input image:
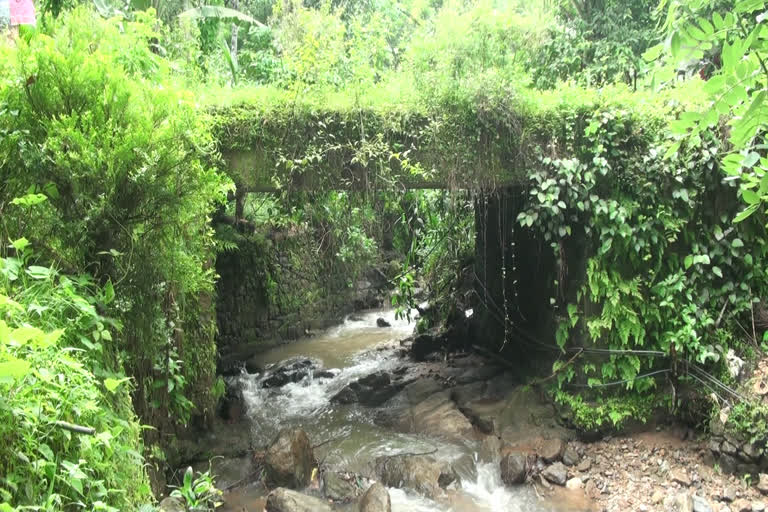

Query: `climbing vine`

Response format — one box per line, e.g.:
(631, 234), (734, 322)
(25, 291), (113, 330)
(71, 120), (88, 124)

(519, 104), (768, 430)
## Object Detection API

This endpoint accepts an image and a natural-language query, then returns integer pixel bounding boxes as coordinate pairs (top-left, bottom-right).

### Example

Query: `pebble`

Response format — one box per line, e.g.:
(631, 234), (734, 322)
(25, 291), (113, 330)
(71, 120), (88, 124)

(565, 477), (583, 490)
(671, 469), (692, 487)
(753, 502), (766, 512)
(693, 494), (713, 512)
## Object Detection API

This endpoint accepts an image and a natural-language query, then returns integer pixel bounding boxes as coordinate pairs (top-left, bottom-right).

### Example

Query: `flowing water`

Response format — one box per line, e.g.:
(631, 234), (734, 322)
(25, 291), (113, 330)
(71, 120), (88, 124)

(225, 309), (593, 512)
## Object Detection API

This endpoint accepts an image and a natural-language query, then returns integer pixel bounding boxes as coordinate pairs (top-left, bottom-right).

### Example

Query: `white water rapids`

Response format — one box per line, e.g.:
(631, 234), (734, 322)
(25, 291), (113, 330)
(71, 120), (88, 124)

(228, 309), (591, 512)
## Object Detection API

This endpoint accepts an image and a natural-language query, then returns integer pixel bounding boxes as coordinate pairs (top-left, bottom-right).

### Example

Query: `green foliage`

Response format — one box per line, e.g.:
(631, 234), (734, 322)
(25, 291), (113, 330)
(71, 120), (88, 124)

(529, 0), (658, 89)
(727, 401), (768, 446)
(555, 388), (661, 430)
(169, 467), (222, 511)
(0, 242), (151, 511)
(648, 0), (768, 221)
(517, 102), (768, 429)
(0, 5), (224, 471)
(392, 191), (475, 323)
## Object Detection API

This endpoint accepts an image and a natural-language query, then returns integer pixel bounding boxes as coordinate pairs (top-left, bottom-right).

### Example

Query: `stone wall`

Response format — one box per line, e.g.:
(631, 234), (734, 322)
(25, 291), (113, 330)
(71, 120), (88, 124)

(708, 415), (767, 474)
(215, 230), (390, 367)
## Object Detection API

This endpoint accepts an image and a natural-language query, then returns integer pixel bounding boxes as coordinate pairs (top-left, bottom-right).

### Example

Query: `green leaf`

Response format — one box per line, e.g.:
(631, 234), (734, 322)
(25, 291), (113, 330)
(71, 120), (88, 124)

(734, 203), (759, 222)
(684, 255), (693, 269)
(10, 326), (44, 345)
(743, 152), (761, 169)
(643, 43), (663, 62)
(104, 377), (129, 393)
(10, 193), (47, 207)
(712, 12), (724, 29)
(671, 31), (682, 58)
(25, 266), (53, 280)
(10, 238), (29, 252)
(712, 266), (723, 278)
(743, 189), (760, 204)
(0, 358), (31, 383)
(732, 238), (745, 248)
(104, 280), (115, 304)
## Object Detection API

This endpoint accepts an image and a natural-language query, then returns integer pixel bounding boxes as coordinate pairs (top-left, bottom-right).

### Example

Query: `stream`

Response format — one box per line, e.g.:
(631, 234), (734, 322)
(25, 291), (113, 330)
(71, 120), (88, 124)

(217, 309), (593, 512)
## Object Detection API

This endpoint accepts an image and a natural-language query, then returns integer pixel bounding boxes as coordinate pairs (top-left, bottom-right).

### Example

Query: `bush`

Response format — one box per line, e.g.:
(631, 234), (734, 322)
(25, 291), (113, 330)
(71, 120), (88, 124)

(0, 5), (225, 485)
(0, 240), (152, 511)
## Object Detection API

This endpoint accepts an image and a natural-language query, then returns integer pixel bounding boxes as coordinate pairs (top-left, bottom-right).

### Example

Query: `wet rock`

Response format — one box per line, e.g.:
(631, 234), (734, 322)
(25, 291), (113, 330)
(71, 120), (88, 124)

(264, 429), (315, 489)
(314, 369), (337, 379)
(542, 462), (568, 486)
(453, 365), (504, 386)
(565, 477), (584, 490)
(477, 436), (502, 463)
(331, 372), (403, 407)
(332, 386), (358, 404)
(390, 391), (474, 440)
(403, 378), (443, 404)
(540, 439), (566, 463)
(500, 452), (527, 485)
(265, 488), (332, 512)
(159, 497), (185, 512)
(562, 444), (581, 466)
(245, 357), (262, 375)
(692, 495), (712, 512)
(376, 317), (392, 328)
(262, 358), (318, 388)
(411, 333), (442, 362)
(219, 380), (245, 423)
(360, 482), (391, 512)
(758, 474), (768, 495)
(447, 453), (478, 485)
(323, 472), (359, 502)
(375, 455), (443, 498)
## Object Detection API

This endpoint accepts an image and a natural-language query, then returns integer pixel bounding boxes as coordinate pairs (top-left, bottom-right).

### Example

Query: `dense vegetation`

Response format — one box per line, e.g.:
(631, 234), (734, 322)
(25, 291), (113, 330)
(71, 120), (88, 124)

(2, 0), (768, 509)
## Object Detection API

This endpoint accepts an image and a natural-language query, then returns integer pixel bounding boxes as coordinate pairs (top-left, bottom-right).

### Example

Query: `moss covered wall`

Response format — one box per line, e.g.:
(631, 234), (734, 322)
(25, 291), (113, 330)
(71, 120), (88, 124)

(215, 230), (389, 366)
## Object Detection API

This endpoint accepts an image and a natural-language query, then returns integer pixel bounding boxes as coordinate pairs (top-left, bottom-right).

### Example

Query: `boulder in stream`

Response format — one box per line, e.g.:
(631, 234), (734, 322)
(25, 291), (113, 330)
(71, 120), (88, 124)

(265, 488), (332, 512)
(323, 471), (359, 502)
(359, 482), (391, 512)
(374, 454), (444, 499)
(264, 428), (315, 489)
(387, 390), (474, 440)
(376, 317), (391, 327)
(331, 371), (405, 406)
(262, 358), (319, 388)
(477, 435), (502, 463)
(500, 452), (527, 485)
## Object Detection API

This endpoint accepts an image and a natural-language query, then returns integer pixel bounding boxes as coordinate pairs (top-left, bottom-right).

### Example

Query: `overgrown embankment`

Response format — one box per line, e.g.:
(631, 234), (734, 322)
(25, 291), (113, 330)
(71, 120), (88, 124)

(0, 9), (223, 508)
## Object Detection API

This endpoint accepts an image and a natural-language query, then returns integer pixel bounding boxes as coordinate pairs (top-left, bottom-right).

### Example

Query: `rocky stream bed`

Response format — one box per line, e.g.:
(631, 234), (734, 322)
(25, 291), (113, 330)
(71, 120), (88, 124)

(166, 310), (768, 512)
